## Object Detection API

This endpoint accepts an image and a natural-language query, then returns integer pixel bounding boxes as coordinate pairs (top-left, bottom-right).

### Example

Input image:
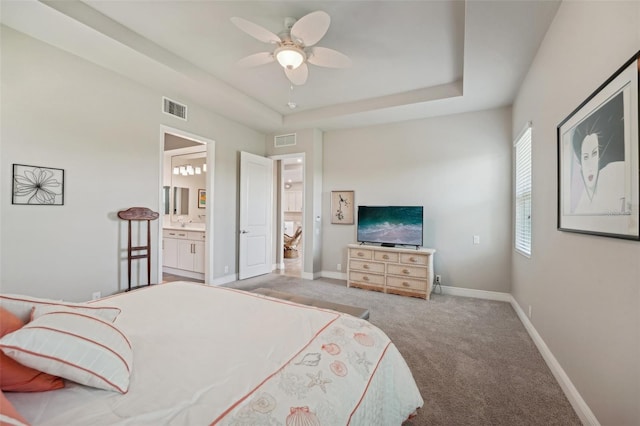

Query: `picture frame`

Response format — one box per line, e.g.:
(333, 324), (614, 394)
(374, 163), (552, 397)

(557, 51), (639, 240)
(12, 164), (64, 206)
(331, 190), (354, 224)
(198, 189), (206, 209)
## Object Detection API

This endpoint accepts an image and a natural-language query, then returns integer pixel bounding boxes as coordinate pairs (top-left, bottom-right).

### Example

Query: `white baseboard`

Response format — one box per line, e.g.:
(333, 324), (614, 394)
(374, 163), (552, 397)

(437, 284), (512, 302)
(301, 271), (322, 280)
(509, 296), (599, 426)
(320, 270), (347, 280)
(209, 273), (237, 286)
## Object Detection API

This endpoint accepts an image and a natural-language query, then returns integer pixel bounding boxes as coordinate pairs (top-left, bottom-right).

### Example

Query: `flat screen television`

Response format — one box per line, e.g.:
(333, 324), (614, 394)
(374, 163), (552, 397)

(357, 206), (424, 248)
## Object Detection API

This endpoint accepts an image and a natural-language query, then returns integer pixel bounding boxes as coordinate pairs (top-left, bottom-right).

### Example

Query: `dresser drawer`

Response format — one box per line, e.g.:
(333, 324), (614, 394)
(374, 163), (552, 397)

(400, 253), (429, 266)
(387, 276), (427, 292)
(387, 264), (427, 279)
(350, 260), (385, 274)
(349, 271), (384, 286)
(349, 248), (373, 260)
(374, 251), (399, 262)
(163, 230), (189, 239)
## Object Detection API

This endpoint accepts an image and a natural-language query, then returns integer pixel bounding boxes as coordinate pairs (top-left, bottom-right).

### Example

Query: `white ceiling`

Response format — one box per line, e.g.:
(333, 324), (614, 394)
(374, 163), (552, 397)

(0, 0), (560, 133)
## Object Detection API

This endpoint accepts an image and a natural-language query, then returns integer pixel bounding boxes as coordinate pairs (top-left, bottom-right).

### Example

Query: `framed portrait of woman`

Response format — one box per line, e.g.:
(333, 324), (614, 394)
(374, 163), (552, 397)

(557, 50), (639, 240)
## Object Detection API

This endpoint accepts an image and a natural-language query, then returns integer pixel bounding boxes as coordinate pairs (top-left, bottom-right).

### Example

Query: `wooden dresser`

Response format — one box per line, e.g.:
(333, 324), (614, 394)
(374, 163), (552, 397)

(347, 244), (436, 300)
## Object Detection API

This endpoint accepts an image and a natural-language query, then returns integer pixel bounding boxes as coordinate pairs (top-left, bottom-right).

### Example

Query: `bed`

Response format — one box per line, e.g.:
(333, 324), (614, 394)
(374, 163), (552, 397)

(1, 282), (423, 425)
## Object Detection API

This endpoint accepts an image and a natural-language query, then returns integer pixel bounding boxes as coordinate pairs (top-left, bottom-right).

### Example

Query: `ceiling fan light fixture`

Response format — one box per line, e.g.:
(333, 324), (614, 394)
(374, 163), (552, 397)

(275, 46), (305, 70)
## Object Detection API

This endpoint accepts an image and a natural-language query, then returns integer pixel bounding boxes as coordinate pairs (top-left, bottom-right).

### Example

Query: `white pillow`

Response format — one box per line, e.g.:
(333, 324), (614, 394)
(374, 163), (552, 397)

(0, 294), (120, 323)
(0, 310), (133, 393)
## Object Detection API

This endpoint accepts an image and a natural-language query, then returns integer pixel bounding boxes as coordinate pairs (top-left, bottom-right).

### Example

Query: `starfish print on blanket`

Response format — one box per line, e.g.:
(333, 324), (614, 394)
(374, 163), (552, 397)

(355, 351), (373, 374)
(306, 371), (332, 393)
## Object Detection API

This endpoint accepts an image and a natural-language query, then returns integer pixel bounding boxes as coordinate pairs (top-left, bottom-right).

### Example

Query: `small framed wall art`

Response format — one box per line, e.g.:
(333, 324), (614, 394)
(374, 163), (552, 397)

(12, 164), (64, 206)
(198, 189), (206, 208)
(557, 50), (639, 240)
(331, 190), (354, 224)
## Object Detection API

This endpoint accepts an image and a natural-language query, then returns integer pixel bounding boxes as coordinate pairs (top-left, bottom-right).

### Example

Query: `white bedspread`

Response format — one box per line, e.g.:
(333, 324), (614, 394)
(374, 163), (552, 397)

(6, 282), (423, 425)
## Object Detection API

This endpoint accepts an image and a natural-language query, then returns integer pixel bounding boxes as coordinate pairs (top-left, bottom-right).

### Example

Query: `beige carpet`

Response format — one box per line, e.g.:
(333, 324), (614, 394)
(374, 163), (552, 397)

(224, 274), (581, 426)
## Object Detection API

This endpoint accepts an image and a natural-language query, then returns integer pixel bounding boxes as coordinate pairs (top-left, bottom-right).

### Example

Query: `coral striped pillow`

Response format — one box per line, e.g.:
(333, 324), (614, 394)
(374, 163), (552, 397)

(0, 294), (120, 323)
(0, 307), (64, 393)
(0, 310), (132, 393)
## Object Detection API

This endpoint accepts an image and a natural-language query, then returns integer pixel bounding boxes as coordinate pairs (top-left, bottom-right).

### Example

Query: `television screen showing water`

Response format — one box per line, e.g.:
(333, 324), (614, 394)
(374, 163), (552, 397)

(357, 206), (423, 246)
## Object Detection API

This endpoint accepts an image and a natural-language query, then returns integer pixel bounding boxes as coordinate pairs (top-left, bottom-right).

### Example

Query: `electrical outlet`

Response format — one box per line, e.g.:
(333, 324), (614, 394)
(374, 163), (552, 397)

(224, 265), (229, 274)
(473, 235), (480, 245)
(435, 275), (441, 284)
(337, 263), (342, 271)
(528, 305), (532, 319)
(91, 291), (101, 300)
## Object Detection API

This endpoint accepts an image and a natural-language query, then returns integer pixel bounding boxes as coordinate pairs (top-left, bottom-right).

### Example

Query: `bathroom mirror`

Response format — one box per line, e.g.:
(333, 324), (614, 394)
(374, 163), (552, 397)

(173, 187), (189, 215)
(169, 150), (206, 222)
(163, 186), (170, 215)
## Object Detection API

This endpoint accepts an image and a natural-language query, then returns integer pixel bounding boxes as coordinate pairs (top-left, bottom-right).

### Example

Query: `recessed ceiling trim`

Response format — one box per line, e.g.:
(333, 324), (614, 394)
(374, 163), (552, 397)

(284, 80), (463, 128)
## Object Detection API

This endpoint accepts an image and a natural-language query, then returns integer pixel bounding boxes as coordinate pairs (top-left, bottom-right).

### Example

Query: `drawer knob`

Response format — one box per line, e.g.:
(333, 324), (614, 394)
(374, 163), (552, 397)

(402, 269), (410, 274)
(362, 276), (369, 281)
(409, 257), (416, 262)
(382, 254), (389, 259)
(363, 264), (369, 269)
(402, 282), (409, 287)
(357, 252), (364, 257)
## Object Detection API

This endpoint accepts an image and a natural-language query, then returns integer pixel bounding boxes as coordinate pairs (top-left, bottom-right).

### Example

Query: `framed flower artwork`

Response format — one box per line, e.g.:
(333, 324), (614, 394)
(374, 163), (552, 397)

(331, 190), (354, 224)
(12, 164), (64, 206)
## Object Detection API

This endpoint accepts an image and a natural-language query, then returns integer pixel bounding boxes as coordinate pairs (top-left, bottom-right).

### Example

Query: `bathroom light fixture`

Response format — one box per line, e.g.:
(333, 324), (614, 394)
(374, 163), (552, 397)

(172, 163), (206, 175)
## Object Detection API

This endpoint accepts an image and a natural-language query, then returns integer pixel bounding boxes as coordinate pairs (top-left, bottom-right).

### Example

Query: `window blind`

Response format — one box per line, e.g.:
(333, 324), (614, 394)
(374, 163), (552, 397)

(514, 125), (532, 257)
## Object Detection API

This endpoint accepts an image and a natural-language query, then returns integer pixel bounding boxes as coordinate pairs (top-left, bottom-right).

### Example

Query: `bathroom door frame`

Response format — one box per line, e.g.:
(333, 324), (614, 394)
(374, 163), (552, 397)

(159, 125), (216, 284)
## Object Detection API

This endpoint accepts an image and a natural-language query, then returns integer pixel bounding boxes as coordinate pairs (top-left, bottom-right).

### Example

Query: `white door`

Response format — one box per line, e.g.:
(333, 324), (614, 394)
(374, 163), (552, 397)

(239, 152), (273, 279)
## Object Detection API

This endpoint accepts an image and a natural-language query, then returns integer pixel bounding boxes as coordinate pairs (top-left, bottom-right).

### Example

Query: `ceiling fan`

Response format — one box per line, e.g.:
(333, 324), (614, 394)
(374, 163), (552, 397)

(231, 10), (351, 86)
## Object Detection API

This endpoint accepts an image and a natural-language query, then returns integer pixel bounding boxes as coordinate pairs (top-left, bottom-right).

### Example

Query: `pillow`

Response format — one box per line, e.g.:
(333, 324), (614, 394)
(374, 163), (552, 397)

(0, 308), (22, 336)
(0, 294), (120, 323)
(0, 311), (132, 393)
(0, 390), (30, 426)
(0, 308), (64, 393)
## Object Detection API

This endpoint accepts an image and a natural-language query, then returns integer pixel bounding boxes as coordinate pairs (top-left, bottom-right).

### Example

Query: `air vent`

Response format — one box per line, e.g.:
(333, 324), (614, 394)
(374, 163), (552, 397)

(162, 97), (187, 120)
(274, 133), (296, 148)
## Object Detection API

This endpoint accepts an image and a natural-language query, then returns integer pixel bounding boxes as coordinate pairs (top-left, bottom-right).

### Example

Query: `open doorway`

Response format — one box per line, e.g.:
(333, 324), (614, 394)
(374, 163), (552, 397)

(159, 126), (215, 284)
(279, 155), (304, 277)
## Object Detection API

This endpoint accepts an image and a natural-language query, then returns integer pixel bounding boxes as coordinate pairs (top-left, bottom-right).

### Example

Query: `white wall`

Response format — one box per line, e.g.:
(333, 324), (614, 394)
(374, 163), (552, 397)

(322, 107), (513, 292)
(512, 2), (640, 424)
(0, 26), (266, 301)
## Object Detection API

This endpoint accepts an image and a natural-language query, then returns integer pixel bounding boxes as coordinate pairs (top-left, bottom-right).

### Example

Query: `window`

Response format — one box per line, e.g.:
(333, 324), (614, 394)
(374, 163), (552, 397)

(514, 124), (532, 257)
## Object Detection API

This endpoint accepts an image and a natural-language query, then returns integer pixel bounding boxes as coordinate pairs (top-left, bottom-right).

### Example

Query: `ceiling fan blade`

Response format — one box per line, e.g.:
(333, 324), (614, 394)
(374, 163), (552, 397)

(230, 17), (281, 44)
(307, 47), (352, 68)
(290, 11), (330, 47)
(285, 63), (309, 86)
(236, 52), (274, 68)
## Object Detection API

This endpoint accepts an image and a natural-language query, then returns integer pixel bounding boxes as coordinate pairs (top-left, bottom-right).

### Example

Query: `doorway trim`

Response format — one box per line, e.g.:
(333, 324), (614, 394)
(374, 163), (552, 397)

(159, 125), (215, 284)
(269, 152), (305, 277)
